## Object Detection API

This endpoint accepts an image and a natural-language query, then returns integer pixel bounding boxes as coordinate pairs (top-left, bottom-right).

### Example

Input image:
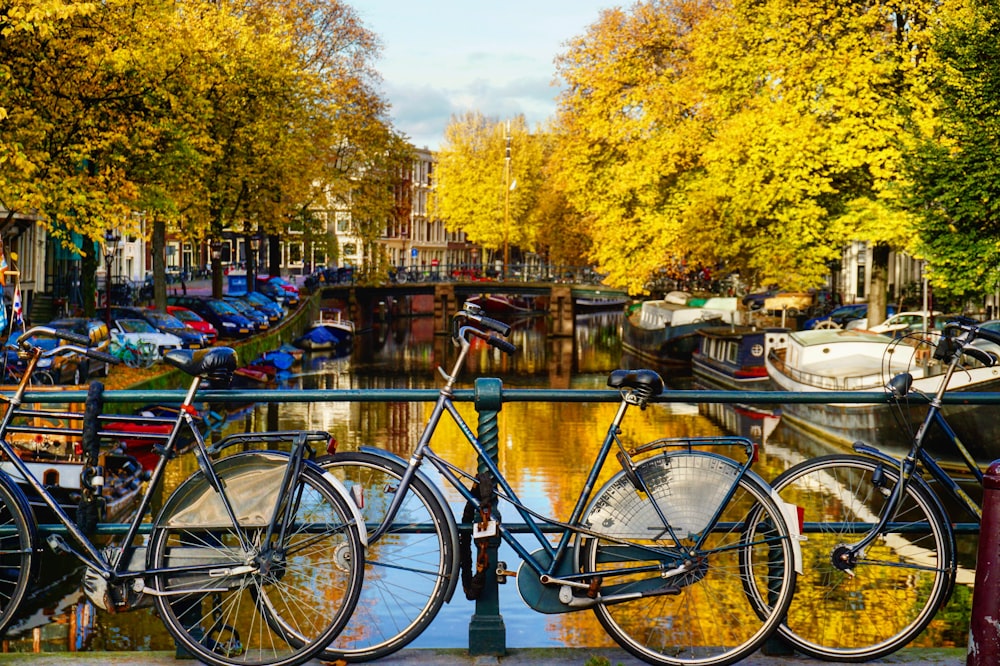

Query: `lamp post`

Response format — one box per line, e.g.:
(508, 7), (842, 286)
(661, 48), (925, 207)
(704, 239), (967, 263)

(103, 229), (120, 328)
(210, 239), (223, 299)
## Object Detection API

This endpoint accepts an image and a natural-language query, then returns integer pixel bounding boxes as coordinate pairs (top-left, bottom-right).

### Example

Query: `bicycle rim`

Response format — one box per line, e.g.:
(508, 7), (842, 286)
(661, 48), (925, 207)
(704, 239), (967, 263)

(150, 458), (364, 666)
(0, 480), (34, 633)
(770, 454), (954, 661)
(583, 453), (796, 666)
(319, 451), (455, 662)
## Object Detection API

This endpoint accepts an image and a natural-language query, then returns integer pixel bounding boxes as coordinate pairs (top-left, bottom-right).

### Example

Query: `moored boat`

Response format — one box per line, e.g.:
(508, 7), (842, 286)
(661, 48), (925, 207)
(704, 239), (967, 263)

(292, 308), (355, 355)
(764, 328), (1000, 461)
(692, 325), (771, 390)
(464, 294), (543, 315)
(621, 293), (741, 367)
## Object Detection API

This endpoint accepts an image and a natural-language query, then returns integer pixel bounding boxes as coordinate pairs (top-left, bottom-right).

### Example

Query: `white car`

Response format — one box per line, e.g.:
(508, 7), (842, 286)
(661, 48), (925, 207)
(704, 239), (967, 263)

(110, 318), (184, 359)
(850, 310), (945, 337)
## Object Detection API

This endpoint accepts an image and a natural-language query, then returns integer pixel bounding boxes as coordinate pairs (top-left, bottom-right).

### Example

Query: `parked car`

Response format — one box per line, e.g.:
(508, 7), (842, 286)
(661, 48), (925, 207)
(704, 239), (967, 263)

(166, 296), (255, 340)
(240, 291), (284, 322)
(222, 296), (270, 332)
(258, 275), (300, 306)
(9, 318), (112, 384)
(804, 304), (898, 330)
(856, 310), (945, 337)
(109, 306), (208, 349)
(165, 305), (218, 344)
(110, 318), (184, 359)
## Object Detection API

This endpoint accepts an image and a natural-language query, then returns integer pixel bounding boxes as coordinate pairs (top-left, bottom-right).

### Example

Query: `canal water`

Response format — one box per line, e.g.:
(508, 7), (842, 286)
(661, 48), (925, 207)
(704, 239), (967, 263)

(3, 310), (974, 653)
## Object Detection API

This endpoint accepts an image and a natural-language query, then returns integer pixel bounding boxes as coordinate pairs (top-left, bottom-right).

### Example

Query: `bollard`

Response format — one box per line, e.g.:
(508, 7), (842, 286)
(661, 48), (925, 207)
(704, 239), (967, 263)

(468, 377), (506, 656)
(967, 461), (1000, 665)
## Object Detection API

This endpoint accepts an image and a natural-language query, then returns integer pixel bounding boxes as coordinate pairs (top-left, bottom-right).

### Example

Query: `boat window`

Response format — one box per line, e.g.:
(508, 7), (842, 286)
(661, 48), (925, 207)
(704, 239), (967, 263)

(726, 342), (738, 364)
(43, 469), (59, 486)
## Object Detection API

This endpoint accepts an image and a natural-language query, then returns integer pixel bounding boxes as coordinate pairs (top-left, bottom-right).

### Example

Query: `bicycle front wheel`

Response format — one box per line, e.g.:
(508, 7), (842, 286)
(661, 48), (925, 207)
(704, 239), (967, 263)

(582, 452), (796, 666)
(767, 453), (954, 661)
(0, 478), (35, 633)
(149, 454), (365, 666)
(318, 450), (457, 662)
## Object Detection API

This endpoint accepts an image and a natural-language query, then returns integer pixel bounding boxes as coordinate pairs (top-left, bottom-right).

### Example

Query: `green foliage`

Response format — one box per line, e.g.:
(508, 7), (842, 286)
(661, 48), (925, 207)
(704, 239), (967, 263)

(906, 0), (1000, 299)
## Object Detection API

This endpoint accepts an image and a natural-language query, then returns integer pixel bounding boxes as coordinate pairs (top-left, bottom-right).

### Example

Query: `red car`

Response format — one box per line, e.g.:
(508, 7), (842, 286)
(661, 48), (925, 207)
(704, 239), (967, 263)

(165, 305), (218, 344)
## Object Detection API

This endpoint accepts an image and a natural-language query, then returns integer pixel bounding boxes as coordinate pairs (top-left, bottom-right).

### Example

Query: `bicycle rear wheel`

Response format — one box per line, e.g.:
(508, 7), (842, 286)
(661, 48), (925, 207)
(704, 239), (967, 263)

(582, 451), (796, 666)
(149, 454), (364, 666)
(765, 453), (954, 661)
(317, 451), (456, 662)
(0, 477), (35, 633)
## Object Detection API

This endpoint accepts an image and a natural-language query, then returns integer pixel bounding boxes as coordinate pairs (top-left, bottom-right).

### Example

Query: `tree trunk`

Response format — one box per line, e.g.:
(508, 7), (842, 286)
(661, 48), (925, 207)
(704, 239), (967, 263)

(868, 242), (890, 327)
(153, 219), (166, 309)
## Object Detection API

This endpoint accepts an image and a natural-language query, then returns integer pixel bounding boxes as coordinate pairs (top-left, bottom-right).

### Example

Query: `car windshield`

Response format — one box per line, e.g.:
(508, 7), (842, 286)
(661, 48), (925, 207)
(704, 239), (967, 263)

(147, 312), (184, 328)
(119, 319), (156, 333)
(208, 300), (240, 315)
(172, 309), (200, 322)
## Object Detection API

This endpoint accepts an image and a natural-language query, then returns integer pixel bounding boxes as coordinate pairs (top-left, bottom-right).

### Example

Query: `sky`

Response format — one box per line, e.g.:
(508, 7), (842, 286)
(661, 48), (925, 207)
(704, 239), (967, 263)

(356, 1), (615, 151)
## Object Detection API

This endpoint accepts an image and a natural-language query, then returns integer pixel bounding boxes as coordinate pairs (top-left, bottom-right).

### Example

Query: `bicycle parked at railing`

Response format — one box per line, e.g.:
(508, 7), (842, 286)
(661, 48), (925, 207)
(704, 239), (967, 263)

(109, 336), (159, 368)
(766, 317), (1000, 661)
(317, 302), (800, 666)
(0, 326), (366, 666)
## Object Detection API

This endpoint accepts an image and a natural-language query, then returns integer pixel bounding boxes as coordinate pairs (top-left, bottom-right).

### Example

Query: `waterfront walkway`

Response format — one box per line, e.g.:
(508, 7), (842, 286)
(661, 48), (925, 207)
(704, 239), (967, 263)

(0, 648), (966, 665)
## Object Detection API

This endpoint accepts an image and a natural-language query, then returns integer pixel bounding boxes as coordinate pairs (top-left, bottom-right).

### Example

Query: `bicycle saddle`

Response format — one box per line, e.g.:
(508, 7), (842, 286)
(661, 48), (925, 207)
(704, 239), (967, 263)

(163, 347), (238, 386)
(607, 369), (664, 395)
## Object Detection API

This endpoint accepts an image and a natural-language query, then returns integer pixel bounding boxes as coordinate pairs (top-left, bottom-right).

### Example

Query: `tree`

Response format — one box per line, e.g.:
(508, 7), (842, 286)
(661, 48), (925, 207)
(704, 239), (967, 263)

(906, 0), (1000, 305)
(553, 0), (935, 312)
(433, 112), (546, 270)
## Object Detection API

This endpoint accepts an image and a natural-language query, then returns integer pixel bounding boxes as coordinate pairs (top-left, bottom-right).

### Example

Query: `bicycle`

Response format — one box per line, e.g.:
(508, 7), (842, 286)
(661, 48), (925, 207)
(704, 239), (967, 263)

(317, 302), (799, 665)
(110, 337), (159, 368)
(764, 317), (1000, 661)
(0, 326), (366, 666)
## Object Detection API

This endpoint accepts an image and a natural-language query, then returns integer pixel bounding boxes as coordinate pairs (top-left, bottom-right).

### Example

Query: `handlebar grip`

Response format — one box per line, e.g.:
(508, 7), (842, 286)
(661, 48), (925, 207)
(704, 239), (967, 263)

(477, 315), (511, 337)
(55, 331), (93, 347)
(488, 336), (516, 354)
(87, 349), (121, 365)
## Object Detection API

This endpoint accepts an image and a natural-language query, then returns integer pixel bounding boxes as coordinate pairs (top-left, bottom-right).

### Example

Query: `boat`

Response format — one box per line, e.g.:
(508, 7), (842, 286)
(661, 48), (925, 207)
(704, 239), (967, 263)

(464, 294), (542, 315)
(764, 328), (1000, 460)
(621, 292), (741, 367)
(692, 325), (771, 390)
(574, 294), (628, 312)
(292, 308), (355, 354)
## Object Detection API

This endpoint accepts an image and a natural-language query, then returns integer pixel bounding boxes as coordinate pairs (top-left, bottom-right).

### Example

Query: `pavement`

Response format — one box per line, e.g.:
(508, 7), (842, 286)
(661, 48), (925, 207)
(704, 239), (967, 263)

(0, 647), (967, 665)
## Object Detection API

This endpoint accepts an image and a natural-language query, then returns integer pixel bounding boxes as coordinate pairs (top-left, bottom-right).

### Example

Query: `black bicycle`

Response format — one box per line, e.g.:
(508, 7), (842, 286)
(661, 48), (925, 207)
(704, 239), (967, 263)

(0, 326), (365, 666)
(767, 317), (1000, 661)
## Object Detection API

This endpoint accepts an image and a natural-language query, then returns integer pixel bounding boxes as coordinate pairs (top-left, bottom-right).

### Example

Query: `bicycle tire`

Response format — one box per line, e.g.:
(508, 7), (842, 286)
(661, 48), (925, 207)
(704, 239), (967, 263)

(316, 451), (457, 662)
(763, 453), (954, 661)
(581, 451), (796, 666)
(0, 475), (36, 634)
(148, 453), (365, 666)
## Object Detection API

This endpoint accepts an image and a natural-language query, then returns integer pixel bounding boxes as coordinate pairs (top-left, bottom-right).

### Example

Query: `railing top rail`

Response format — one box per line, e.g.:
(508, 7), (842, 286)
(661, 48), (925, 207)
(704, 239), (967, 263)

(10, 387), (1000, 405)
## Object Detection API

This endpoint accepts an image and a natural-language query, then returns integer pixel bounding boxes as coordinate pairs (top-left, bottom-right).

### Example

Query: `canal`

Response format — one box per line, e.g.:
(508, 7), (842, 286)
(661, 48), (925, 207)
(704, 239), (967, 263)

(2, 310), (975, 654)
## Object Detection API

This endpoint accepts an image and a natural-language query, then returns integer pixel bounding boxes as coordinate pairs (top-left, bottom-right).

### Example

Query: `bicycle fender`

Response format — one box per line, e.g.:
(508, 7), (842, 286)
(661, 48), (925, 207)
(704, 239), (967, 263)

(356, 445), (462, 603)
(155, 451), (367, 547)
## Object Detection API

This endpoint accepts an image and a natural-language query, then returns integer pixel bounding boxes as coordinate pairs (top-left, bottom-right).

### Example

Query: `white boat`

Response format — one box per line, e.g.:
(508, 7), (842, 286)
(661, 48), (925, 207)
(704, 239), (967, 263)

(765, 328), (1000, 460)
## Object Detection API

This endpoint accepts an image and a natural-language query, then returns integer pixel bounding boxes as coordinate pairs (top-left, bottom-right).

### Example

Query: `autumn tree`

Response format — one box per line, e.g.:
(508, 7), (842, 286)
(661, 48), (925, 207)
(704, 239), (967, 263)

(433, 112), (546, 272)
(554, 0), (936, 316)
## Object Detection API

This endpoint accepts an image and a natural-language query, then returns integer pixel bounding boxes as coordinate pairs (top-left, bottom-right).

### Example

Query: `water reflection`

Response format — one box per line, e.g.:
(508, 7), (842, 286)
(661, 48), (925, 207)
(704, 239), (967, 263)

(3, 308), (972, 654)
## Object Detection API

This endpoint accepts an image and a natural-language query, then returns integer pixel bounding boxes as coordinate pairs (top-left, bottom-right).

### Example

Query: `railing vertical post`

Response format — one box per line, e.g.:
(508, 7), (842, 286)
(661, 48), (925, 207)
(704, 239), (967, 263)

(968, 461), (1000, 665)
(469, 377), (506, 656)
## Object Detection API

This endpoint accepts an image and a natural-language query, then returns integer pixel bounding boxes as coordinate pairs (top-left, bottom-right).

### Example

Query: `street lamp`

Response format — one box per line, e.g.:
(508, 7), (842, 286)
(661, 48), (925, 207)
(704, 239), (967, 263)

(103, 229), (121, 328)
(210, 239), (223, 261)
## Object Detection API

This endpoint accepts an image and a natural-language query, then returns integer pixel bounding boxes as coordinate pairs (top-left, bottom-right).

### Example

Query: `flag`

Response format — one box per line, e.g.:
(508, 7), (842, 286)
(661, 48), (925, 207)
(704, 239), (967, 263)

(12, 284), (22, 330)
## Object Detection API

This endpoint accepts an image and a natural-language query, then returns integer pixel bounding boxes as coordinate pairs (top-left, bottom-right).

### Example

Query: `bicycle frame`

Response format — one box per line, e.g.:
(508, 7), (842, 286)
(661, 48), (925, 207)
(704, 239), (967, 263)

(846, 329), (988, 554)
(368, 323), (761, 596)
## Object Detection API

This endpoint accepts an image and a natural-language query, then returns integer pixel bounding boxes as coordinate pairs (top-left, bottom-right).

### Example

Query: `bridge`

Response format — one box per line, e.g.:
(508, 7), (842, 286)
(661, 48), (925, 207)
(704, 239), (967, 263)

(317, 281), (630, 336)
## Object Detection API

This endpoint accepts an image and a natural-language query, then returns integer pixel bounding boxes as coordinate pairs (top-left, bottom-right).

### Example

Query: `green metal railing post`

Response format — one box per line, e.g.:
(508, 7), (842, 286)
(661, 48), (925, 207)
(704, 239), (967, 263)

(468, 377), (506, 656)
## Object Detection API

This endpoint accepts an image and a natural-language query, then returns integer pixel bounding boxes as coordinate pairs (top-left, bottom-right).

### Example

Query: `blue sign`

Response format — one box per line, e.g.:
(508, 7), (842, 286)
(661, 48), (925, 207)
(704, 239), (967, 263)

(227, 273), (247, 294)
(411, 248), (418, 258)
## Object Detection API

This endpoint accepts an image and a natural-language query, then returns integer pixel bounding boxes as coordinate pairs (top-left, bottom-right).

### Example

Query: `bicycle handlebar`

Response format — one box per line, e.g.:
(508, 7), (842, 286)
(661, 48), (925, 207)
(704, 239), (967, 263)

(10, 326), (122, 366)
(941, 317), (1000, 366)
(452, 304), (516, 355)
